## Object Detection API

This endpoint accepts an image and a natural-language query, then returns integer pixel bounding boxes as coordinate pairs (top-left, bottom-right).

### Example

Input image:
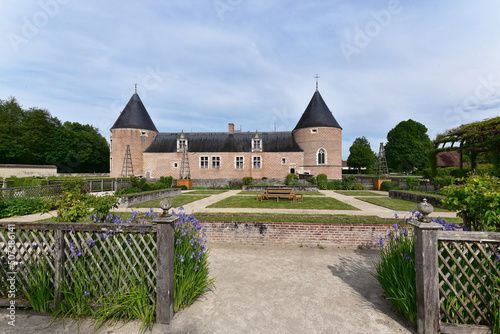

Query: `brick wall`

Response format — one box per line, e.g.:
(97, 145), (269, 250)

(200, 221), (394, 248)
(110, 129), (157, 177)
(143, 151), (304, 179)
(293, 127), (342, 179)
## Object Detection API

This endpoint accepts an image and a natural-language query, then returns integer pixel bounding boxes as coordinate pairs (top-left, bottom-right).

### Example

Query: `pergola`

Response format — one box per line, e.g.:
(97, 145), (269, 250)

(433, 117), (500, 171)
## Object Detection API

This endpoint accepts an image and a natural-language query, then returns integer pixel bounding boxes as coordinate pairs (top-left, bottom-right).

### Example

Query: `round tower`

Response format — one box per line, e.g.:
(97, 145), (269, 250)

(292, 89), (342, 179)
(110, 91), (158, 178)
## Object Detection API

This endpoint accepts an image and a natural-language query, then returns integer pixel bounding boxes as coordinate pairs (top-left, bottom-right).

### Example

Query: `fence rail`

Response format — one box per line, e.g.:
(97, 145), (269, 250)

(412, 222), (499, 333)
(0, 218), (176, 323)
(0, 184), (63, 200)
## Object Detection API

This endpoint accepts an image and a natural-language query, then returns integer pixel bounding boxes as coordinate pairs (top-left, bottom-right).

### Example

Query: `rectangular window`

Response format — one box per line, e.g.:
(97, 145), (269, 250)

(253, 156), (261, 169)
(253, 139), (261, 149)
(235, 156), (244, 169)
(200, 156), (209, 169)
(281, 157), (287, 165)
(178, 139), (187, 151)
(212, 156), (220, 169)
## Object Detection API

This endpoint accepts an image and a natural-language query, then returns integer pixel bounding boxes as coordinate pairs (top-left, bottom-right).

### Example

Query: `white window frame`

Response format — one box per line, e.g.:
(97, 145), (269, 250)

(311, 128), (318, 134)
(317, 148), (327, 165)
(173, 162), (178, 168)
(200, 156), (209, 169)
(281, 157), (287, 165)
(252, 156), (262, 169)
(235, 156), (244, 170)
(177, 139), (188, 151)
(252, 138), (262, 150)
(212, 156), (221, 169)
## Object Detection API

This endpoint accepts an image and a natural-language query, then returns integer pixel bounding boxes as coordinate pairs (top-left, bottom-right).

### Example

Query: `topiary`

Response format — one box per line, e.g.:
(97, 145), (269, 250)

(317, 174), (328, 182)
(286, 173), (298, 185)
(243, 177), (253, 185)
(380, 181), (398, 192)
(352, 183), (365, 190)
(327, 180), (343, 190)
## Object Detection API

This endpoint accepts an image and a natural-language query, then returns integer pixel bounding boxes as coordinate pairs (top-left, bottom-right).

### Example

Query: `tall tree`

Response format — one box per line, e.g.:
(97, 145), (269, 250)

(347, 136), (375, 174)
(385, 119), (432, 175)
(0, 97), (109, 173)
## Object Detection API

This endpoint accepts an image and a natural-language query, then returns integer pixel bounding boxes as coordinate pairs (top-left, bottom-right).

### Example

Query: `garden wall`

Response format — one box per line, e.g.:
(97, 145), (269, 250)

(389, 190), (444, 208)
(200, 221), (394, 248)
(118, 188), (181, 207)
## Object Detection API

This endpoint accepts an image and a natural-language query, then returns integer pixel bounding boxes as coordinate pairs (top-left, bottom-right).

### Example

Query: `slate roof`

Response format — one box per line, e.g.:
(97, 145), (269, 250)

(111, 93), (158, 132)
(293, 90), (342, 130)
(144, 131), (302, 153)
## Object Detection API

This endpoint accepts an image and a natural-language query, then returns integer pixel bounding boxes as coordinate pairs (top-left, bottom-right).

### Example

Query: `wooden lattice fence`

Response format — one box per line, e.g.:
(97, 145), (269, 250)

(412, 221), (500, 334)
(0, 219), (176, 323)
(0, 185), (63, 200)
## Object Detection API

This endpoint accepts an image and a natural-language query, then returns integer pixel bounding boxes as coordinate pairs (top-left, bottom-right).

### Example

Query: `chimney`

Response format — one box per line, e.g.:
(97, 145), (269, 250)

(228, 123), (234, 134)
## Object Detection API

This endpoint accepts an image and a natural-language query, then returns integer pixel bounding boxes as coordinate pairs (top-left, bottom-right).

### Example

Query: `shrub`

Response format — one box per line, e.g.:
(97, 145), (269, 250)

(318, 180), (327, 190)
(317, 174), (328, 182)
(286, 173), (298, 185)
(116, 187), (143, 195)
(243, 177), (253, 185)
(352, 183), (365, 190)
(309, 176), (317, 185)
(159, 176), (173, 188)
(342, 175), (356, 190)
(326, 180), (343, 190)
(262, 177), (267, 180)
(405, 177), (421, 191)
(441, 172), (500, 231)
(0, 198), (49, 218)
(380, 181), (398, 192)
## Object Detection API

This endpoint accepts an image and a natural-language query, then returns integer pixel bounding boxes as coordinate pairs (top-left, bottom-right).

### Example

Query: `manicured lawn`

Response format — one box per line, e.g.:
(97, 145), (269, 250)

(391, 190), (445, 199)
(193, 212), (394, 224)
(183, 190), (227, 195)
(130, 195), (210, 208)
(237, 191), (325, 196)
(334, 190), (387, 196)
(207, 196), (359, 210)
(355, 197), (451, 212)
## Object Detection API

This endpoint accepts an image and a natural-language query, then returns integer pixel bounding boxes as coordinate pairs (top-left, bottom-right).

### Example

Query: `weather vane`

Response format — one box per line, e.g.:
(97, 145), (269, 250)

(314, 74), (320, 91)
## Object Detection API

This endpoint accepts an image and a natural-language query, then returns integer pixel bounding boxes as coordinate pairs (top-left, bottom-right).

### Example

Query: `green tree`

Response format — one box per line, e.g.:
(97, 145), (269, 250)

(0, 97), (109, 173)
(347, 136), (375, 174)
(385, 119), (432, 175)
(441, 173), (500, 231)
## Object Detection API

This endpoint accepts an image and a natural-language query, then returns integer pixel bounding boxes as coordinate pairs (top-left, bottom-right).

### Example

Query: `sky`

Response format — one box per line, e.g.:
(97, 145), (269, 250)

(1, 0), (500, 160)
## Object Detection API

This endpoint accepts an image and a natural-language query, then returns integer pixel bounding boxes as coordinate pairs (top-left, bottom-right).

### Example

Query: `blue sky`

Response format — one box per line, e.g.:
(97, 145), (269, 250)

(1, 0), (499, 159)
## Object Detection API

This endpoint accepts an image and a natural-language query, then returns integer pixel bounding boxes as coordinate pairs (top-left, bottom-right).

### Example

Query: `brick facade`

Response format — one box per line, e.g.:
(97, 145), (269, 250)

(293, 127), (342, 179)
(200, 221), (393, 248)
(143, 151), (304, 179)
(110, 128), (157, 177)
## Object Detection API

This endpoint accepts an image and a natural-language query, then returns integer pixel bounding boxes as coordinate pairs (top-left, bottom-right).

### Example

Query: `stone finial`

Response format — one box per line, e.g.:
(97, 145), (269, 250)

(159, 198), (173, 216)
(417, 198), (434, 222)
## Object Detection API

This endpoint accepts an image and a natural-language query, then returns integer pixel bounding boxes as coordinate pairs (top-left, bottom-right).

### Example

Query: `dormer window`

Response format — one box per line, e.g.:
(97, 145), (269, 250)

(177, 133), (188, 152)
(252, 133), (262, 152)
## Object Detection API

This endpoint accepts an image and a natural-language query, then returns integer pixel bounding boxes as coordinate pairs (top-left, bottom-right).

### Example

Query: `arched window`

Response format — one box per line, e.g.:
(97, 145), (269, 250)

(317, 148), (326, 165)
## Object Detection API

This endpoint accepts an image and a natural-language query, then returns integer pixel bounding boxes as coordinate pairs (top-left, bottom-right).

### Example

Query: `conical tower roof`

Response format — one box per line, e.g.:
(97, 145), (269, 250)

(293, 90), (342, 131)
(111, 93), (158, 132)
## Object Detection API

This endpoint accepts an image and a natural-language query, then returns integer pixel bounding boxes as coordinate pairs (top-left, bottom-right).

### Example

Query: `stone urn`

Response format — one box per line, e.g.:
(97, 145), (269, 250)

(417, 198), (434, 222)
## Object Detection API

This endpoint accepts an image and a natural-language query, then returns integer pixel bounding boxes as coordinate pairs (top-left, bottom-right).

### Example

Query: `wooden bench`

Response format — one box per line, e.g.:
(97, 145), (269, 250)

(256, 188), (303, 202)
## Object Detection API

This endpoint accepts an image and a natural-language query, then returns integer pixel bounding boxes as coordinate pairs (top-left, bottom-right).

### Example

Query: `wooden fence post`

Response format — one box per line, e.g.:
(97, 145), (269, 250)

(410, 220), (442, 334)
(154, 211), (178, 324)
(53, 229), (65, 305)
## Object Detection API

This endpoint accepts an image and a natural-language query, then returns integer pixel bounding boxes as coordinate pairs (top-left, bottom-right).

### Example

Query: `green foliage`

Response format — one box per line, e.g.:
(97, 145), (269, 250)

(373, 223), (416, 324)
(326, 180), (343, 190)
(116, 187), (143, 195)
(159, 176), (173, 188)
(352, 183), (365, 190)
(6, 176), (48, 187)
(0, 97), (109, 173)
(342, 175), (356, 190)
(243, 177), (253, 185)
(440, 173), (500, 231)
(318, 180), (327, 190)
(385, 119), (432, 175)
(0, 197), (49, 218)
(22, 258), (53, 313)
(380, 181), (399, 192)
(347, 137), (375, 173)
(317, 174), (327, 182)
(308, 176), (317, 185)
(286, 173), (298, 185)
(262, 177), (267, 180)
(173, 209), (215, 312)
(86, 195), (119, 222)
(52, 180), (91, 222)
(405, 177), (421, 191)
